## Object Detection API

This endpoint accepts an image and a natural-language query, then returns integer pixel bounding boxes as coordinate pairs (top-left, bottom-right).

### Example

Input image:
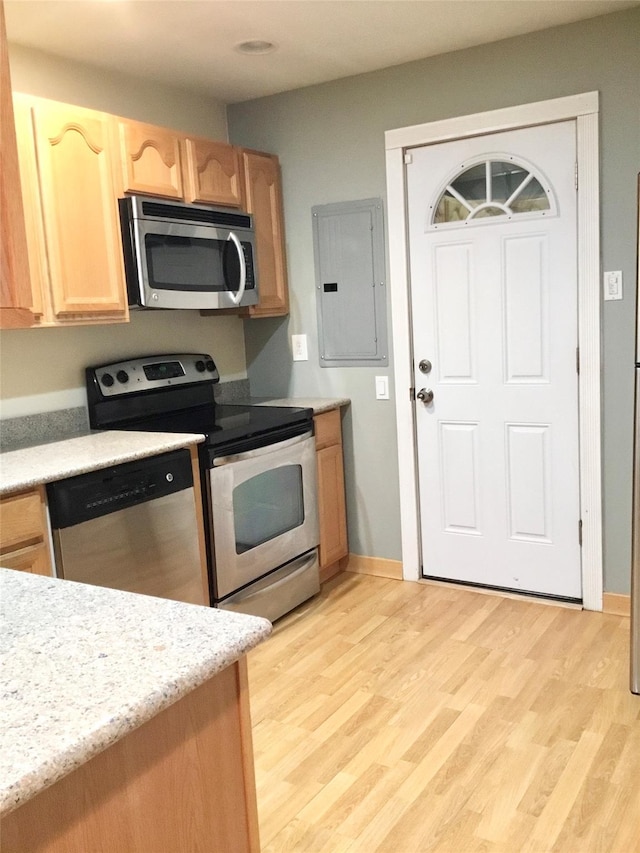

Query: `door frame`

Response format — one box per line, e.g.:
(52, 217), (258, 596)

(385, 92), (602, 611)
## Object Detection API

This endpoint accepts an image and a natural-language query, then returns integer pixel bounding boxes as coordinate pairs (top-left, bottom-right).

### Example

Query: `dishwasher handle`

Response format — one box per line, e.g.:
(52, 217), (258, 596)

(47, 449), (194, 529)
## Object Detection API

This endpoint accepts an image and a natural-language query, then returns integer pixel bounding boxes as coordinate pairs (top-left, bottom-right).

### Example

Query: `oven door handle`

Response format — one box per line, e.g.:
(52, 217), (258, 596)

(212, 429), (314, 466)
(226, 231), (246, 305)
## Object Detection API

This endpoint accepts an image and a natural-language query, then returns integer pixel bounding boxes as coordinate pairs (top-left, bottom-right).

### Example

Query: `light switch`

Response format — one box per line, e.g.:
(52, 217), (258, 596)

(603, 270), (623, 301)
(375, 375), (389, 400)
(292, 334), (308, 361)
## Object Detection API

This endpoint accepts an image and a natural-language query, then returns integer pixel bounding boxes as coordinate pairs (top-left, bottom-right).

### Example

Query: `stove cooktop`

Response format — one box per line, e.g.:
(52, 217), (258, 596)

(85, 352), (313, 457)
(118, 403), (313, 452)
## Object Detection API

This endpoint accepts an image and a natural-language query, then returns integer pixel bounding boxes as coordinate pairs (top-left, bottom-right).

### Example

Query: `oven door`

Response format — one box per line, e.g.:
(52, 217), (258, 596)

(131, 218), (258, 310)
(207, 431), (319, 600)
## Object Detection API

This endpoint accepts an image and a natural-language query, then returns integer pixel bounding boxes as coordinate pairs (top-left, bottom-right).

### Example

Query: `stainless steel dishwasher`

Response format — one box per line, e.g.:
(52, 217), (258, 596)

(47, 449), (207, 606)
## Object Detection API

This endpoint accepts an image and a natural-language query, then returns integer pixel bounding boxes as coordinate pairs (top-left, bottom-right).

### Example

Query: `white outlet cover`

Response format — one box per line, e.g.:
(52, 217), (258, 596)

(603, 270), (623, 301)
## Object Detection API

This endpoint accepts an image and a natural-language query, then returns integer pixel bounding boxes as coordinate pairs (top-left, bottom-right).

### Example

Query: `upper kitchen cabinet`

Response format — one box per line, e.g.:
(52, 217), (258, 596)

(241, 149), (289, 317)
(184, 135), (243, 207)
(0, 1), (33, 329)
(13, 94), (129, 324)
(117, 119), (184, 199)
(117, 119), (243, 207)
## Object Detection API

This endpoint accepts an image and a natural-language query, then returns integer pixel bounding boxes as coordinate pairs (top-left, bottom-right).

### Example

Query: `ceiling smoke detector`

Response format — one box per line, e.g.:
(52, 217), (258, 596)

(235, 40), (277, 55)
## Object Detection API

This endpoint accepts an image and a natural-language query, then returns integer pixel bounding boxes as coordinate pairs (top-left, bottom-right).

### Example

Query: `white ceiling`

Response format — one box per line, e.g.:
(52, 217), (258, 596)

(5, 0), (638, 104)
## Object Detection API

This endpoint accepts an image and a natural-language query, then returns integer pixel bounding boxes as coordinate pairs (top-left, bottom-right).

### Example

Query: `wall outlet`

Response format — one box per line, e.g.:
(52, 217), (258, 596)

(375, 375), (389, 400)
(292, 334), (308, 361)
(603, 270), (623, 301)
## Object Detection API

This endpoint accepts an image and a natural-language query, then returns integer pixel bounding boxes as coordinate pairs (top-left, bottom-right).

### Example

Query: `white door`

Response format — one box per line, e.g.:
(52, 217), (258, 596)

(407, 121), (581, 599)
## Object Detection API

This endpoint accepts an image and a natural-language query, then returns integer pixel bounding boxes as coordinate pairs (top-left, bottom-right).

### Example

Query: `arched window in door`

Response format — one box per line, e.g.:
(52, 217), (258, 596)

(431, 156), (556, 228)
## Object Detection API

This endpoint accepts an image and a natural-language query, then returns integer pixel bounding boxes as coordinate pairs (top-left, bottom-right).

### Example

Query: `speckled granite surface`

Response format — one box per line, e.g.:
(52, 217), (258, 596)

(250, 397), (350, 415)
(0, 431), (205, 496)
(0, 407), (89, 452)
(0, 569), (271, 816)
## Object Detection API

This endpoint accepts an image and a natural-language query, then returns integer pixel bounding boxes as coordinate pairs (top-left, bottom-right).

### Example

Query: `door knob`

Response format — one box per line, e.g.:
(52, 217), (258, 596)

(416, 388), (434, 404)
(418, 359), (432, 374)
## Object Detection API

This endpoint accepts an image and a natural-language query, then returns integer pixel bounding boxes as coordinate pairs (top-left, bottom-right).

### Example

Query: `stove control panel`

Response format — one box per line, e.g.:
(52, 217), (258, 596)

(87, 353), (219, 398)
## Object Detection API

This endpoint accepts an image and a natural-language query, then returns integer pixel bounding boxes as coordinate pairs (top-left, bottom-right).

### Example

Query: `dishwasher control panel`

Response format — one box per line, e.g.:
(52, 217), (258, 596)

(47, 450), (193, 529)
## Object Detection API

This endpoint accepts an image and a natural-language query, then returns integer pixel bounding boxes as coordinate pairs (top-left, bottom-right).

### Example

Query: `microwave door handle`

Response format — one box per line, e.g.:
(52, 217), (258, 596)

(226, 231), (246, 305)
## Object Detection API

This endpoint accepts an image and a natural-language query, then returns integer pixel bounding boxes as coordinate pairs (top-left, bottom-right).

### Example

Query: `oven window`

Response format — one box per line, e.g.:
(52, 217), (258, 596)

(233, 465), (304, 554)
(145, 234), (240, 292)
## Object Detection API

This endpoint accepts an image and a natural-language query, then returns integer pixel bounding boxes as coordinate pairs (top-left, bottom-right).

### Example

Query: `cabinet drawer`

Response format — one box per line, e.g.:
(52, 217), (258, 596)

(314, 409), (342, 451)
(1, 542), (52, 575)
(0, 490), (44, 552)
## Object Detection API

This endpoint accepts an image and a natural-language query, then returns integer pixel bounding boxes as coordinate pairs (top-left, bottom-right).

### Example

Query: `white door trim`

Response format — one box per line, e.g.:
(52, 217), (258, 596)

(385, 92), (603, 611)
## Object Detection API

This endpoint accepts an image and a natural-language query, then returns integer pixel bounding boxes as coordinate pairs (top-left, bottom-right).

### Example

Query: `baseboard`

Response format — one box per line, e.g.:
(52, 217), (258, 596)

(345, 553), (403, 580)
(319, 558), (347, 584)
(602, 592), (631, 617)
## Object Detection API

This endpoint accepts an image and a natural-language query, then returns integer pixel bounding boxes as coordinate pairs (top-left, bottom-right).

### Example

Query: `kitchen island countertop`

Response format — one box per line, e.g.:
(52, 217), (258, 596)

(0, 430), (205, 496)
(0, 568), (271, 816)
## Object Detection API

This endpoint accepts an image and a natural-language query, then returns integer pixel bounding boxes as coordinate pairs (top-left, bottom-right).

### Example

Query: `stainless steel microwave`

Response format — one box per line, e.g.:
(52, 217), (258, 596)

(119, 195), (259, 310)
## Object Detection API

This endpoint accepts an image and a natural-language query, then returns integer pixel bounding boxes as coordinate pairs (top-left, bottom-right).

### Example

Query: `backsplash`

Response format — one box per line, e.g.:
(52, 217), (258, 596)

(0, 407), (90, 451)
(214, 379), (251, 403)
(0, 379), (250, 452)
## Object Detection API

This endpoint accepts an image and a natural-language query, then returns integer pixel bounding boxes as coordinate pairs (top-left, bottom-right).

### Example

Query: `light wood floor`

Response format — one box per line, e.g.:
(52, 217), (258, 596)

(248, 572), (640, 853)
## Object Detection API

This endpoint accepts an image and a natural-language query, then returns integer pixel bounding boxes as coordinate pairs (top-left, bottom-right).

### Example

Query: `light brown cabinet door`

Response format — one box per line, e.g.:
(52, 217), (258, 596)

(0, 490), (44, 552)
(0, 1), (34, 329)
(315, 410), (348, 570)
(0, 486), (53, 577)
(317, 443), (348, 568)
(241, 150), (289, 317)
(30, 100), (128, 318)
(118, 119), (184, 199)
(184, 136), (243, 207)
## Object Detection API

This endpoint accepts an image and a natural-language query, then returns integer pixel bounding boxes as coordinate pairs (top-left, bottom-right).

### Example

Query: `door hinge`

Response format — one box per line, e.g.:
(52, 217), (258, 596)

(410, 386), (415, 401)
(576, 346), (580, 375)
(579, 519), (583, 547)
(404, 152), (413, 165)
(575, 161), (578, 191)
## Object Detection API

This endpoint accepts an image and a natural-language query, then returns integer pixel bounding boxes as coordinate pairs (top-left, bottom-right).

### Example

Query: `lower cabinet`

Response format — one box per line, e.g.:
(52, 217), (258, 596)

(1, 658), (260, 853)
(0, 486), (53, 576)
(314, 408), (348, 581)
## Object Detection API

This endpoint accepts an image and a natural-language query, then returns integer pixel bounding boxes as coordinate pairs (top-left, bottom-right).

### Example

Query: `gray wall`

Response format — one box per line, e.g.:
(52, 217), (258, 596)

(230, 8), (640, 594)
(2, 46), (246, 417)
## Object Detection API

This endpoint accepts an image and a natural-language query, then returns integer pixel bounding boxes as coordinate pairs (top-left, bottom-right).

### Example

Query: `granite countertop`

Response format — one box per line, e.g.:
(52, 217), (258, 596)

(249, 396), (350, 415)
(0, 569), (272, 816)
(0, 430), (205, 496)
(0, 398), (350, 496)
